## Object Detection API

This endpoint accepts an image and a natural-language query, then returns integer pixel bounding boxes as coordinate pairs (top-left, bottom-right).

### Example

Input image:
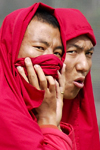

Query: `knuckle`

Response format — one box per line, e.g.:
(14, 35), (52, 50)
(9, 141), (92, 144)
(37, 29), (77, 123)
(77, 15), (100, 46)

(40, 79), (46, 85)
(28, 74), (36, 80)
(50, 82), (55, 86)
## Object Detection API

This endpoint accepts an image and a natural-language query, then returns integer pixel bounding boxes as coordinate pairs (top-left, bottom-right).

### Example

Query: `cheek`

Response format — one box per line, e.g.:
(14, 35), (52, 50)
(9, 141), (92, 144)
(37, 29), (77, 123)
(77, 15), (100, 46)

(24, 49), (43, 58)
(64, 65), (73, 82)
(88, 59), (92, 71)
(18, 45), (42, 58)
(83, 59), (92, 77)
(18, 43), (29, 58)
(64, 59), (75, 82)
(90, 60), (92, 68)
(86, 61), (92, 75)
(64, 59), (73, 73)
(64, 55), (73, 66)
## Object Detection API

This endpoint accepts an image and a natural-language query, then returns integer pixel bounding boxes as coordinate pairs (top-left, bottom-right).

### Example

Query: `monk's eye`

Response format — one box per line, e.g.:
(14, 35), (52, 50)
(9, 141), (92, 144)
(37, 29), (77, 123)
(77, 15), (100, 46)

(34, 46), (44, 50)
(66, 50), (77, 54)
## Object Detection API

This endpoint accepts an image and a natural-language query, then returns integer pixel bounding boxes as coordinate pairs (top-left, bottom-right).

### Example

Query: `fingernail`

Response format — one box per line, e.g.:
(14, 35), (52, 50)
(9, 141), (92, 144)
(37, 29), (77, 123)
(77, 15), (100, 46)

(25, 57), (31, 64)
(34, 64), (40, 68)
(63, 63), (66, 68)
(57, 70), (60, 74)
(17, 66), (23, 71)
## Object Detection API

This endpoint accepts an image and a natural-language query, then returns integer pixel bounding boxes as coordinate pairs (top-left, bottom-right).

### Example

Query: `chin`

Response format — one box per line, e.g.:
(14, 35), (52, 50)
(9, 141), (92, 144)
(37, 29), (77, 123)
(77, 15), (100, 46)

(63, 95), (76, 100)
(63, 91), (79, 100)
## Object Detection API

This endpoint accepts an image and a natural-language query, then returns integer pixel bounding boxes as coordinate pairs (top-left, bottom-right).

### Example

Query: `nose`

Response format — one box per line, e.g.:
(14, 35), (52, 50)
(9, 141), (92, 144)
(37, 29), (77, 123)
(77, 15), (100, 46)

(76, 54), (91, 74)
(43, 48), (53, 55)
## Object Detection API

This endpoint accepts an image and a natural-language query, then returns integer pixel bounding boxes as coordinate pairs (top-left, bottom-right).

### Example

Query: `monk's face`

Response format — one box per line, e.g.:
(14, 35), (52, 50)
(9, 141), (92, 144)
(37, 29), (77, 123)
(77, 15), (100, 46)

(18, 17), (63, 60)
(64, 35), (94, 99)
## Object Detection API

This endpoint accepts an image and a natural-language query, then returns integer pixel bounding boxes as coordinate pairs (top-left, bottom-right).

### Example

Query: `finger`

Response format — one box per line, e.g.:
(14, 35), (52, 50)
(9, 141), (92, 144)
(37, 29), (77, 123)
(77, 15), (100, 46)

(58, 63), (66, 84)
(61, 63), (66, 74)
(55, 80), (63, 127)
(55, 80), (63, 103)
(25, 57), (40, 90)
(58, 63), (66, 92)
(34, 64), (47, 90)
(46, 76), (56, 93)
(17, 66), (29, 83)
(55, 80), (60, 97)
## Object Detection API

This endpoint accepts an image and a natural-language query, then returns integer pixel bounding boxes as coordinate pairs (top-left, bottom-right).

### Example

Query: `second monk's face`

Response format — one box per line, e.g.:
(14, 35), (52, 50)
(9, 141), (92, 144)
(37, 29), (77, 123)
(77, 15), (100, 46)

(64, 35), (94, 99)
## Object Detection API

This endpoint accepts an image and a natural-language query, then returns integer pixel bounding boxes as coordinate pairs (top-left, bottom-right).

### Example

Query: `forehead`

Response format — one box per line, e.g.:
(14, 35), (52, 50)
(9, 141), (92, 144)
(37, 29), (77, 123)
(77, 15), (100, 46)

(67, 35), (93, 49)
(21, 17), (63, 52)
(25, 17), (60, 38)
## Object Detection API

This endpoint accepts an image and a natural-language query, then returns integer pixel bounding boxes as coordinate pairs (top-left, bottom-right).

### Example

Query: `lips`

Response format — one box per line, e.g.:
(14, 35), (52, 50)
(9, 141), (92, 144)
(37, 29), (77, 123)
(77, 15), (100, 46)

(73, 77), (85, 88)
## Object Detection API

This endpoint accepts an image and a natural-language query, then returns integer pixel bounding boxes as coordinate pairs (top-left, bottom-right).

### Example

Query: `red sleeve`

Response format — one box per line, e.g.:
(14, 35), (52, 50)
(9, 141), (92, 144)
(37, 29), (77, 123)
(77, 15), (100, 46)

(60, 122), (77, 150)
(0, 77), (73, 150)
(40, 124), (73, 150)
(0, 88), (73, 150)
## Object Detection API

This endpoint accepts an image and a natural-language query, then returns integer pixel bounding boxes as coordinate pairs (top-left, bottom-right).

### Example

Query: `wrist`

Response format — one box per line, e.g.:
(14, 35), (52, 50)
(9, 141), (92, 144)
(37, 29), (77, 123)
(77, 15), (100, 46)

(37, 115), (57, 126)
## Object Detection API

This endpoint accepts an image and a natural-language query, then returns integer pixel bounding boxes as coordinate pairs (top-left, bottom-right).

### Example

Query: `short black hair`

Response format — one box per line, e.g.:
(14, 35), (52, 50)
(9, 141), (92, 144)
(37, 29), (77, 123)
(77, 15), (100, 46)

(33, 8), (60, 29)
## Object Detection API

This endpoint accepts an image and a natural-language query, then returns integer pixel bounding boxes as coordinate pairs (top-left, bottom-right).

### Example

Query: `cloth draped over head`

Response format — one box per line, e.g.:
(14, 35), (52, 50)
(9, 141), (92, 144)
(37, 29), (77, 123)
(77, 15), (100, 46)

(55, 8), (100, 150)
(0, 3), (74, 150)
(0, 2), (66, 110)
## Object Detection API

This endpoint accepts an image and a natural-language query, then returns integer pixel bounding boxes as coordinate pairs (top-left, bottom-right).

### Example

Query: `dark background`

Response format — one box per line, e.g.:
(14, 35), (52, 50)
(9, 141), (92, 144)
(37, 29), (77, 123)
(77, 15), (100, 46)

(0, 0), (100, 130)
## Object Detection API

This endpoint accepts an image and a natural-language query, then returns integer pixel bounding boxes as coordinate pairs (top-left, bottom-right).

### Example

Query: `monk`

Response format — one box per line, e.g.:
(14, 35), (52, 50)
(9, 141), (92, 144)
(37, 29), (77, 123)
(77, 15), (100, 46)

(55, 8), (100, 150)
(0, 3), (75, 150)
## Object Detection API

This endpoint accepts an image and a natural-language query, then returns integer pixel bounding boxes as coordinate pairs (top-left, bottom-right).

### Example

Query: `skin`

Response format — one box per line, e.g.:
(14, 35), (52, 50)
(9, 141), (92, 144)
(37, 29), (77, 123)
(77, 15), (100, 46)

(64, 35), (94, 99)
(17, 16), (65, 128)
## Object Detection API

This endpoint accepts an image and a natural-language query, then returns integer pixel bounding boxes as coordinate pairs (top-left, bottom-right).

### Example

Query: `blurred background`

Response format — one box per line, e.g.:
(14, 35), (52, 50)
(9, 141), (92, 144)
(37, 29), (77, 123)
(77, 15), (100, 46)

(0, 0), (100, 130)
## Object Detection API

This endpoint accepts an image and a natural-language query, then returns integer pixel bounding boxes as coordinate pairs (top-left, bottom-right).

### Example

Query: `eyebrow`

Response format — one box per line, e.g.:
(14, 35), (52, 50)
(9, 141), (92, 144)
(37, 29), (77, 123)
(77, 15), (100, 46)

(55, 46), (64, 51)
(71, 44), (84, 50)
(69, 44), (94, 51)
(37, 39), (50, 47)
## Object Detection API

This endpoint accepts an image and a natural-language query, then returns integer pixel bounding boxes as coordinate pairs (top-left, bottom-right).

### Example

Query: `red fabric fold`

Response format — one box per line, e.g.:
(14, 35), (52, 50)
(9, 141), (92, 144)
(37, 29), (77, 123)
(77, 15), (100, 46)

(55, 8), (96, 46)
(15, 54), (63, 80)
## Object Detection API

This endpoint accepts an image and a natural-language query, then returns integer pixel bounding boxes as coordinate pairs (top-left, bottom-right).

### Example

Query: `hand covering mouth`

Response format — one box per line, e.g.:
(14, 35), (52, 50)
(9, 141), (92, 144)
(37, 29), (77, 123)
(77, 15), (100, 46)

(15, 54), (63, 81)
